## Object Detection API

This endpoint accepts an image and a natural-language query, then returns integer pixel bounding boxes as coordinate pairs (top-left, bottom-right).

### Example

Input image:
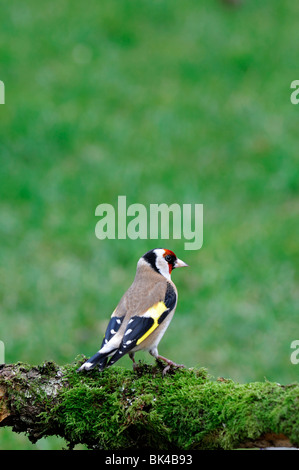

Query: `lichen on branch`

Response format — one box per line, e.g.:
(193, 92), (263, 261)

(0, 358), (298, 449)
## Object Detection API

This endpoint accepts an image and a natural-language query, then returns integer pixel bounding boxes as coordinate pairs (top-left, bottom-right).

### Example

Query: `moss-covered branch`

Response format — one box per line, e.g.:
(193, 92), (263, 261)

(0, 358), (298, 449)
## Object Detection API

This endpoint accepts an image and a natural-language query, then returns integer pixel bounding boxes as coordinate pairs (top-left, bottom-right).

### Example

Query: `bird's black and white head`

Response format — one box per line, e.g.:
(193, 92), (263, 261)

(140, 248), (188, 280)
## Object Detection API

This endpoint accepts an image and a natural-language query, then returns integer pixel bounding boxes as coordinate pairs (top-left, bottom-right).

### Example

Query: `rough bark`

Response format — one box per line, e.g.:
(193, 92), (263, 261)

(0, 359), (298, 450)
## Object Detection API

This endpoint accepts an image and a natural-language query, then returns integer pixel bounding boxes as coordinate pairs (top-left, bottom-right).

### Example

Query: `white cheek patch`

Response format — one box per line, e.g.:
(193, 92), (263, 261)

(154, 249), (171, 280)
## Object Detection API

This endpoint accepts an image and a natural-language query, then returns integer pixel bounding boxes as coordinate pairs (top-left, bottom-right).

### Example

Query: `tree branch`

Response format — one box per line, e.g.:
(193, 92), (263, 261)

(0, 359), (298, 449)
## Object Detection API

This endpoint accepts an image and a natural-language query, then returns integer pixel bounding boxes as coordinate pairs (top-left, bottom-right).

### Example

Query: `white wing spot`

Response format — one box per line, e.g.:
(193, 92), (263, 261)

(126, 340), (132, 345)
(124, 329), (132, 336)
(111, 329), (116, 335)
(116, 318), (121, 324)
(82, 362), (93, 370)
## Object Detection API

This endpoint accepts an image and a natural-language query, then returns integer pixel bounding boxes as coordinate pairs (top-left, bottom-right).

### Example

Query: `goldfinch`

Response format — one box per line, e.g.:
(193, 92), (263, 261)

(78, 248), (188, 373)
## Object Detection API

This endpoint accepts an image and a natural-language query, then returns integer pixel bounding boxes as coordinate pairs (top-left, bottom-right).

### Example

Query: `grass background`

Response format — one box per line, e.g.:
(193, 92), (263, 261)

(1, 0), (299, 449)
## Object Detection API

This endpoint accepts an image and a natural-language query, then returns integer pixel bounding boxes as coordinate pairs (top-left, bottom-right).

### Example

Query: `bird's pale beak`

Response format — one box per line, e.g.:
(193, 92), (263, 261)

(174, 258), (189, 268)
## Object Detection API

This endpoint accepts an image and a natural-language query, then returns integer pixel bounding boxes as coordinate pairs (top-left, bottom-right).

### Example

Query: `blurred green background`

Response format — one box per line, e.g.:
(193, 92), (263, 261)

(1, 0), (299, 449)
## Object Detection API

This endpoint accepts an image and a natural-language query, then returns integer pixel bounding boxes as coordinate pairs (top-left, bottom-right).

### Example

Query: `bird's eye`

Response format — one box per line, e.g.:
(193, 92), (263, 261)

(165, 254), (172, 263)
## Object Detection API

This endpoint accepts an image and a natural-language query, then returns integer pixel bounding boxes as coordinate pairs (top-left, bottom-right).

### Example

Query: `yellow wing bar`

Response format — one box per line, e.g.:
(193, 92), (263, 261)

(136, 301), (167, 345)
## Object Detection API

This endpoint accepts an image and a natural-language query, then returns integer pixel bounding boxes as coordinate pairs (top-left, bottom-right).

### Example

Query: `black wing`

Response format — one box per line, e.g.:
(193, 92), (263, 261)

(107, 282), (177, 367)
(96, 315), (125, 369)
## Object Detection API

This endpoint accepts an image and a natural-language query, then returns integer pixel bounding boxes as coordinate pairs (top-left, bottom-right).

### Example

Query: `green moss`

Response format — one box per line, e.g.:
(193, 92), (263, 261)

(3, 359), (299, 449)
(42, 359), (299, 450)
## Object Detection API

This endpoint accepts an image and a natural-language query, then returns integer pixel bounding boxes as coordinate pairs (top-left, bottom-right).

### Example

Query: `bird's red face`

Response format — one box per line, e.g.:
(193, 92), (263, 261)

(163, 249), (177, 274)
(163, 249), (189, 275)
(142, 248), (189, 279)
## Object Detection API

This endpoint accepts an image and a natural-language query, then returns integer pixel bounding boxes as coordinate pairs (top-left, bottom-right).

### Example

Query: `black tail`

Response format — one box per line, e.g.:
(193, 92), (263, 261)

(77, 351), (111, 372)
(106, 349), (126, 368)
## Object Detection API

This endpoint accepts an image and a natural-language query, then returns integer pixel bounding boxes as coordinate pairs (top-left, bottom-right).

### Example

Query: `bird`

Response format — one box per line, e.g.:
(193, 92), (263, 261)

(78, 248), (189, 374)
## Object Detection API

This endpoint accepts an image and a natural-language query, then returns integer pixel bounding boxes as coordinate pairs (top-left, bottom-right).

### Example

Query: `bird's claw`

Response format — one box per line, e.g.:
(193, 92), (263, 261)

(162, 362), (185, 376)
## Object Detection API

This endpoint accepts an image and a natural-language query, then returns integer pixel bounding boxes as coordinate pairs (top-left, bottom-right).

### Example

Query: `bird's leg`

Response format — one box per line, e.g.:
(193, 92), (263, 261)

(150, 349), (184, 375)
(156, 354), (185, 374)
(129, 352), (138, 371)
